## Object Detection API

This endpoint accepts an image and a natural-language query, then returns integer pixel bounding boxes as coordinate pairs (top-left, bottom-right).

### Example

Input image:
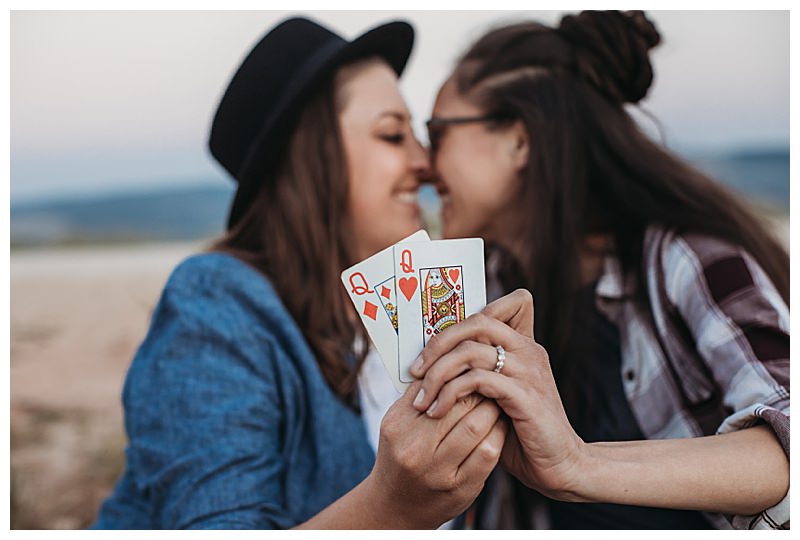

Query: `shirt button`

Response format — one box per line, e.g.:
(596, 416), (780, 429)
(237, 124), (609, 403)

(625, 369), (636, 381)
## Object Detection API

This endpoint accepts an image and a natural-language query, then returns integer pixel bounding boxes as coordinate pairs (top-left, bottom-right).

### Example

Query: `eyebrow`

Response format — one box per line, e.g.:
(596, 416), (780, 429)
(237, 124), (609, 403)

(377, 111), (410, 122)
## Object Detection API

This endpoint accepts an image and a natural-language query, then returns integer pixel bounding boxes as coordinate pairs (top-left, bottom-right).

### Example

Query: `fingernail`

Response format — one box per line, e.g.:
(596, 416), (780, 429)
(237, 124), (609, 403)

(413, 388), (425, 408)
(426, 400), (438, 417)
(411, 354), (424, 374)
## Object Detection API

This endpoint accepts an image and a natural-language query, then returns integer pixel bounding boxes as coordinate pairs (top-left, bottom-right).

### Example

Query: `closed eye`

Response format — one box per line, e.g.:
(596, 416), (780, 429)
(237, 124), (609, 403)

(380, 134), (406, 145)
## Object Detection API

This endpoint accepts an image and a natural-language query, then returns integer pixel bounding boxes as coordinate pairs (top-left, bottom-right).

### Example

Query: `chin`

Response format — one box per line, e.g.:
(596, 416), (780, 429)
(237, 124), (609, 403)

(442, 213), (486, 240)
(440, 202), (460, 238)
(384, 218), (422, 245)
(441, 220), (467, 240)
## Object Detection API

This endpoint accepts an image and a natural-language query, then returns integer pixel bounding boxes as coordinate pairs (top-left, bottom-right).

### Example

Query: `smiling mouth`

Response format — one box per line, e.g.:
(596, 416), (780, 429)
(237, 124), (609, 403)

(394, 190), (418, 205)
(393, 184), (421, 206)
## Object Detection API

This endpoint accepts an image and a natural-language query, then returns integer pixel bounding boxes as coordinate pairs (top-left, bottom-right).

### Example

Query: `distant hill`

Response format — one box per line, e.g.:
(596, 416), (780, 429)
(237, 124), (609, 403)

(10, 148), (789, 248)
(689, 148), (789, 213)
(11, 184), (235, 247)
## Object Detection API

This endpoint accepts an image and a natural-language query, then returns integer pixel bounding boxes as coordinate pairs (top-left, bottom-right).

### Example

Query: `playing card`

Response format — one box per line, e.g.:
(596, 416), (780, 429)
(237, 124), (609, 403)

(394, 238), (486, 383)
(341, 229), (430, 392)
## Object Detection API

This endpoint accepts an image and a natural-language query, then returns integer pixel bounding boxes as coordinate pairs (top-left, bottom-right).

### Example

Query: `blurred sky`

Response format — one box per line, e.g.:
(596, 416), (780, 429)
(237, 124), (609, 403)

(10, 10), (789, 203)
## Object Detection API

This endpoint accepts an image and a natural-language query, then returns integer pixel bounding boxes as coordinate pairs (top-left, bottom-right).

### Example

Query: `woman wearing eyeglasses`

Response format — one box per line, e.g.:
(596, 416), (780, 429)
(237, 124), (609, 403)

(412, 10), (789, 529)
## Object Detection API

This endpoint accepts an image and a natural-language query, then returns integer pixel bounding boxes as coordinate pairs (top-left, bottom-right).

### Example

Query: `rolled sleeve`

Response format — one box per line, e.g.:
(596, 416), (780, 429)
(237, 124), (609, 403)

(665, 234), (789, 529)
(719, 406), (790, 529)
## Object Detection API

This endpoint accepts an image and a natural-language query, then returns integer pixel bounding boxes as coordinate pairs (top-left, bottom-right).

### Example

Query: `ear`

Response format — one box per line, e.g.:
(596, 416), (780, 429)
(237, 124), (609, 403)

(509, 120), (529, 171)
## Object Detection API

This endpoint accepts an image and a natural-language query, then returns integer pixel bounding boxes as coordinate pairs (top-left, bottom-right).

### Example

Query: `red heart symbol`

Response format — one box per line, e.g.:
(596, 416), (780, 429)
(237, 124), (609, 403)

(448, 268), (460, 283)
(398, 277), (418, 301)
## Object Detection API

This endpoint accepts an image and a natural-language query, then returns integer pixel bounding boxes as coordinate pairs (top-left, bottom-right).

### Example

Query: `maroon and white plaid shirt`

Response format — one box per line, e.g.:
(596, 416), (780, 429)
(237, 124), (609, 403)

(594, 226), (789, 529)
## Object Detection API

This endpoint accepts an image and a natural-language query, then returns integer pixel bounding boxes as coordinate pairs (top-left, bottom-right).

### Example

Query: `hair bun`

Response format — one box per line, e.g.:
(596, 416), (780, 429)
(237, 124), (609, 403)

(557, 10), (661, 104)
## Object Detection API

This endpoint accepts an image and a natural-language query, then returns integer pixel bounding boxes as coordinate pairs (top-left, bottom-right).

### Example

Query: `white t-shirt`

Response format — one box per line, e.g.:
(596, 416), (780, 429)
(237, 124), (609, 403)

(357, 346), (402, 454)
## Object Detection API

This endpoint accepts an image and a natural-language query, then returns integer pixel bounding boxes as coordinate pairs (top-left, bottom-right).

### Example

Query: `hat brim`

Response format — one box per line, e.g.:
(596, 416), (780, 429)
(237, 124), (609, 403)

(335, 20), (415, 79)
(227, 21), (414, 229)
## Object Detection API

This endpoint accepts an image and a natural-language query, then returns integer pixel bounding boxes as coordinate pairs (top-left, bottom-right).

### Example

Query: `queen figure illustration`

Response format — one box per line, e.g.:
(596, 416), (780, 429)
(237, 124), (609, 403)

(421, 266), (465, 344)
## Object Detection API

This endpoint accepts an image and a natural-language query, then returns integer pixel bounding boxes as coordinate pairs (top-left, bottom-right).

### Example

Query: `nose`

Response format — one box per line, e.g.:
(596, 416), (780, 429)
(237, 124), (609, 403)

(409, 135), (432, 181)
(418, 144), (439, 184)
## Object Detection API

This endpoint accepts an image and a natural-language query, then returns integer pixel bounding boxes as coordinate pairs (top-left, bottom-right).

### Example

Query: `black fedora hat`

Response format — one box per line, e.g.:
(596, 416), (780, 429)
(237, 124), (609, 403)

(209, 16), (414, 228)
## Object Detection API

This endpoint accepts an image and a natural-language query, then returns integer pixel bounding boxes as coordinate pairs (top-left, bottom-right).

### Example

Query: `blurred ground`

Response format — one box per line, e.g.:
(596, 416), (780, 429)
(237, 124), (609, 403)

(8, 216), (788, 529)
(10, 241), (203, 529)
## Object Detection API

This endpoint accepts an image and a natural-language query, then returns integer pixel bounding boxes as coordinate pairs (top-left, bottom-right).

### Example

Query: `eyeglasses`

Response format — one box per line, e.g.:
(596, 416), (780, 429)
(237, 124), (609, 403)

(425, 114), (511, 151)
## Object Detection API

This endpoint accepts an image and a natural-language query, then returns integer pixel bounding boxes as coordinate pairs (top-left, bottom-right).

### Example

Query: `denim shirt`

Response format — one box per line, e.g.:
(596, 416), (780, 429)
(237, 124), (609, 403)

(91, 252), (376, 529)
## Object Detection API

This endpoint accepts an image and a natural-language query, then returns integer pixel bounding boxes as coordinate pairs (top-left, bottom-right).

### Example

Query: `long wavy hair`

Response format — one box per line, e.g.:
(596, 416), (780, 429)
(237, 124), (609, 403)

(211, 68), (368, 408)
(449, 11), (789, 423)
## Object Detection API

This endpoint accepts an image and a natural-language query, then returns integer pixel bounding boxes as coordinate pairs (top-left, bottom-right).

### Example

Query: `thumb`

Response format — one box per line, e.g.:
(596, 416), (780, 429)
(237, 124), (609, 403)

(481, 288), (535, 339)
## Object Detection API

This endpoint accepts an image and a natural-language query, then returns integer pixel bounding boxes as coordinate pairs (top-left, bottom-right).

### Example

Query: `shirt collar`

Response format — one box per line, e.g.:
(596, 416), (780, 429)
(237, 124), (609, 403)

(595, 254), (636, 300)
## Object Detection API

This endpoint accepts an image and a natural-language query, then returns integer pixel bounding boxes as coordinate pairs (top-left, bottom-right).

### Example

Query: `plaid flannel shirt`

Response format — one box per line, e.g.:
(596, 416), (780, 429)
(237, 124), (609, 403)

(595, 226), (789, 530)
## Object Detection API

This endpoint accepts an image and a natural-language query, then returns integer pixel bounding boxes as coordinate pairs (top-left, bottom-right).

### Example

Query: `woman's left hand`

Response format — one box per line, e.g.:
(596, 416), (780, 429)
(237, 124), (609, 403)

(409, 289), (587, 501)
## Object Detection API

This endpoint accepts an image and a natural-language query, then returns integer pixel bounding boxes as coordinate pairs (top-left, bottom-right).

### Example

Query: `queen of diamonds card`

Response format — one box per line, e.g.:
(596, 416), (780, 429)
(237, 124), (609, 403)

(375, 276), (398, 332)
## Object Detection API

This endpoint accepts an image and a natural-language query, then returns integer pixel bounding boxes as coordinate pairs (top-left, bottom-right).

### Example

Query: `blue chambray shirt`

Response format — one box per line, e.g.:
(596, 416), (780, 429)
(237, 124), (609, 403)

(91, 252), (376, 529)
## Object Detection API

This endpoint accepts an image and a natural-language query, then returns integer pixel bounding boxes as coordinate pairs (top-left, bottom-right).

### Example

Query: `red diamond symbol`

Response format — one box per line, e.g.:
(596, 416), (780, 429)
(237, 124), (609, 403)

(380, 285), (391, 300)
(363, 300), (378, 320)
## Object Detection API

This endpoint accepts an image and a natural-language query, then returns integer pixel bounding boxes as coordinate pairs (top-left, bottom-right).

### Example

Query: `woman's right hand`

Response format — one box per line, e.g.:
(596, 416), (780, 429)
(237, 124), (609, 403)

(365, 380), (507, 529)
(409, 289), (587, 502)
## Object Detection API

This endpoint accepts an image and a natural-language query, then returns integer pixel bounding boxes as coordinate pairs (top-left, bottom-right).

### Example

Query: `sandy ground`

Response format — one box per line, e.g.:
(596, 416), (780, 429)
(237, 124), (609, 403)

(10, 241), (205, 529)
(8, 217), (789, 529)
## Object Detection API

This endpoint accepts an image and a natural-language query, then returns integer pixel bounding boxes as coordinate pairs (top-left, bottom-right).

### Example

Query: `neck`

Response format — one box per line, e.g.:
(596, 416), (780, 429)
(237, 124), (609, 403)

(484, 229), (612, 286)
(579, 234), (612, 284)
(480, 215), (528, 265)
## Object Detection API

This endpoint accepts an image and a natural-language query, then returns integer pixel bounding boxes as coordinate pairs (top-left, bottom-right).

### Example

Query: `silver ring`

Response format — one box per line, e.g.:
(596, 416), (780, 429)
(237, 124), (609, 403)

(494, 345), (506, 373)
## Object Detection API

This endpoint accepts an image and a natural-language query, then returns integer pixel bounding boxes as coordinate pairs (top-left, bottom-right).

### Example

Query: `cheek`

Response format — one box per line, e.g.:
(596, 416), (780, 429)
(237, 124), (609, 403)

(350, 143), (405, 198)
(441, 143), (513, 208)
(348, 154), (399, 229)
(346, 142), (420, 256)
(348, 166), (386, 236)
(437, 140), (520, 237)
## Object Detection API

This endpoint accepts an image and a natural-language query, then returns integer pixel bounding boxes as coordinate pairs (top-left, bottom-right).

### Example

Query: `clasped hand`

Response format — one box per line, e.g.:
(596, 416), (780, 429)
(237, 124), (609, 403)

(409, 289), (588, 502)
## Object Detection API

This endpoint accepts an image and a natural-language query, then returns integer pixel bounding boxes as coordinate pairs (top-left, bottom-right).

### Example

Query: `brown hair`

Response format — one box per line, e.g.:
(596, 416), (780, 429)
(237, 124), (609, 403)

(211, 66), (368, 407)
(450, 11), (789, 421)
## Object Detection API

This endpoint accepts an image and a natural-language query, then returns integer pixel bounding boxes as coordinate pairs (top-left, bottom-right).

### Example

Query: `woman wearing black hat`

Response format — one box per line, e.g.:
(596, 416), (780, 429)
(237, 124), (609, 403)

(410, 11), (789, 529)
(91, 17), (505, 529)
